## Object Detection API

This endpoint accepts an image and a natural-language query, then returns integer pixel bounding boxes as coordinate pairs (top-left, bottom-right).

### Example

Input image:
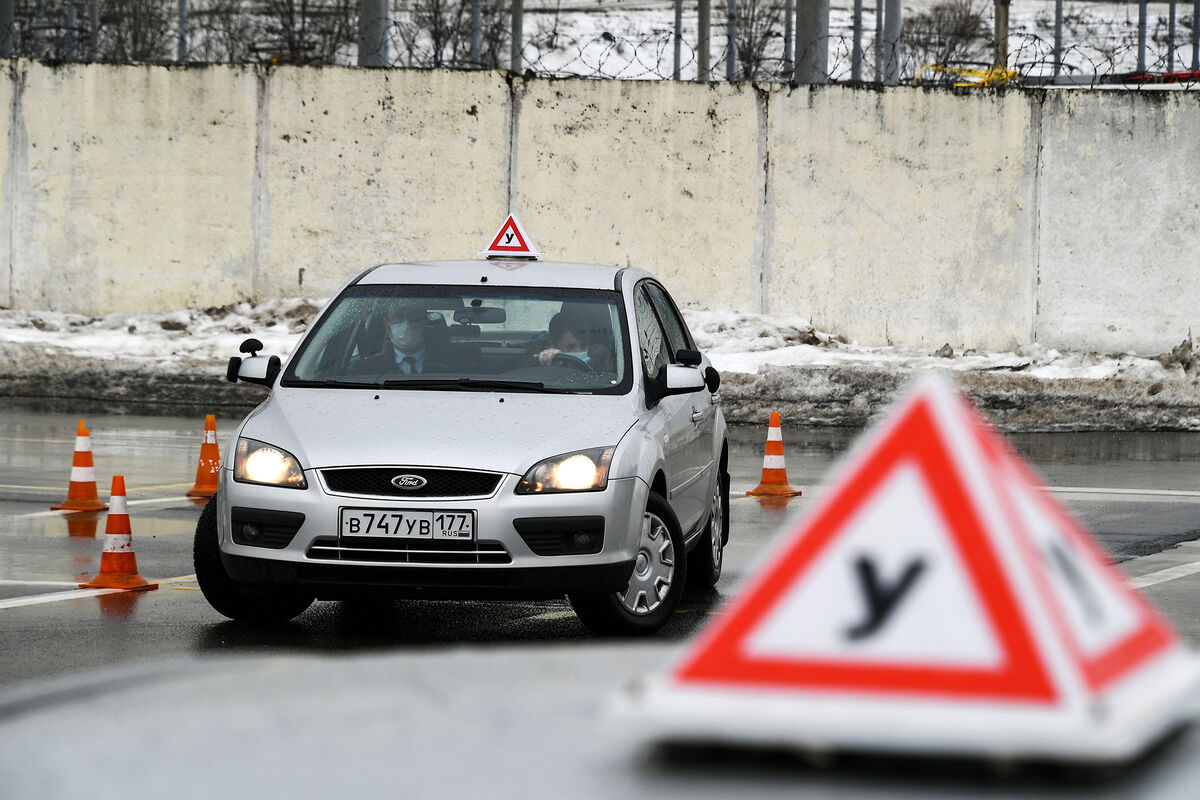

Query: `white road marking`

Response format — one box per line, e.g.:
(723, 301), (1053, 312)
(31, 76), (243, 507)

(0, 588), (124, 610)
(734, 485), (1200, 502)
(0, 575), (195, 611)
(1128, 561), (1200, 589)
(12, 495), (196, 521)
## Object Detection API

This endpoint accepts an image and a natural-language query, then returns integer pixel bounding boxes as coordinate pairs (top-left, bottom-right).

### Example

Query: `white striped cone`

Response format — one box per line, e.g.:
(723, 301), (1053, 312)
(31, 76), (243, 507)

(51, 420), (108, 512)
(746, 412), (803, 497)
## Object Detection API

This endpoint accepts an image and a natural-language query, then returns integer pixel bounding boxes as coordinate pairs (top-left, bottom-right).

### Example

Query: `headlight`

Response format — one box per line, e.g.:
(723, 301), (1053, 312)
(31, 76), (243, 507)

(234, 438), (307, 489)
(516, 447), (614, 494)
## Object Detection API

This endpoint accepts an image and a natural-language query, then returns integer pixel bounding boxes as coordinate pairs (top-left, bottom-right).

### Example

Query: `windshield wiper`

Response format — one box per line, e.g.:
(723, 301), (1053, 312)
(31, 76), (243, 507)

(381, 378), (566, 393)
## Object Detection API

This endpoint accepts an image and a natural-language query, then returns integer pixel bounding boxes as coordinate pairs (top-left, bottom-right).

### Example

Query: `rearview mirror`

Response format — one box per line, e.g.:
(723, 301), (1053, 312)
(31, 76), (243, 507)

(454, 307), (506, 325)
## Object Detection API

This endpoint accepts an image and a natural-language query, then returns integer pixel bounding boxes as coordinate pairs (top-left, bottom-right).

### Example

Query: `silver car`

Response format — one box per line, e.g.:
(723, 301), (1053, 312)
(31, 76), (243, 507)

(194, 259), (729, 635)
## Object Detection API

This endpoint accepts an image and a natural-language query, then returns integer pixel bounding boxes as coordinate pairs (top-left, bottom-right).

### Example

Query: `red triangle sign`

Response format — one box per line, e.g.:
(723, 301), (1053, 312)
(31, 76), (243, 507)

(616, 374), (1200, 762)
(480, 215), (543, 259)
(968, 413), (1177, 692)
(675, 392), (1057, 702)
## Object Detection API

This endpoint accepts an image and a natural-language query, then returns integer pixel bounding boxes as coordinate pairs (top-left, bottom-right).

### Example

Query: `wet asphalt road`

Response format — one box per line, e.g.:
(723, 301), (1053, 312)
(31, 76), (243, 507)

(1, 410), (1199, 690)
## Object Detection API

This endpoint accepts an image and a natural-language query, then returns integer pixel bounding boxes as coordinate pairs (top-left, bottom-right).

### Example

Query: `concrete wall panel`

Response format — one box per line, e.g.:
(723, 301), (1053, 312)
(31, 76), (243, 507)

(263, 68), (511, 298)
(770, 86), (1038, 350)
(13, 62), (258, 313)
(513, 79), (762, 309)
(0, 65), (13, 306)
(1036, 91), (1200, 354)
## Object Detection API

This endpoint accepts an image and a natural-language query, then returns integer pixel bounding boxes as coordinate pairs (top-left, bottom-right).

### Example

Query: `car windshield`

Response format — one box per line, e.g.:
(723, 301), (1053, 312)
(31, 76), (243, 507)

(282, 285), (632, 394)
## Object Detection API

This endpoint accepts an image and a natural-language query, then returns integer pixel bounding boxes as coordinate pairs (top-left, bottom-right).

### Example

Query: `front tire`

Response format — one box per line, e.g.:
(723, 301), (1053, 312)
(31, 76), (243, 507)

(687, 468), (728, 590)
(193, 497), (314, 623)
(569, 491), (686, 636)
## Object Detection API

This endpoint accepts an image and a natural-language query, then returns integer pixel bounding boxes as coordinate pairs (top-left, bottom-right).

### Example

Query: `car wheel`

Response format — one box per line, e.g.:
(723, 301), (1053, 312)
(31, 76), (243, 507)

(569, 491), (687, 636)
(687, 470), (728, 590)
(193, 496), (314, 623)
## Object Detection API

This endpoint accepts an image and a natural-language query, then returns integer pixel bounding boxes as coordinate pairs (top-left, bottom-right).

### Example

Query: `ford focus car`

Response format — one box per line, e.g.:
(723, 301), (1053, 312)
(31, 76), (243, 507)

(194, 221), (729, 635)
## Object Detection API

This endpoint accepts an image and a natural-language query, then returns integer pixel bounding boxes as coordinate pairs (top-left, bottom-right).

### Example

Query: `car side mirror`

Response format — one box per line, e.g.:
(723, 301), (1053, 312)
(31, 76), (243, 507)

(704, 365), (721, 393)
(662, 364), (706, 395)
(676, 349), (702, 367)
(230, 353), (281, 387)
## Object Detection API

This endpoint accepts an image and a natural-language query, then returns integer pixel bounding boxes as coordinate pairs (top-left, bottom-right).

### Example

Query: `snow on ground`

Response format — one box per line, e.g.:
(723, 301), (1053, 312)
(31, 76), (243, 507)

(2, 299), (1198, 431)
(0, 298), (1185, 383)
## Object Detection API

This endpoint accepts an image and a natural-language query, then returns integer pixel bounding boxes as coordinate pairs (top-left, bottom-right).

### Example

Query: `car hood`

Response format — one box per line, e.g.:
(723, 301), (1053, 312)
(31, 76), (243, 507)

(236, 387), (640, 476)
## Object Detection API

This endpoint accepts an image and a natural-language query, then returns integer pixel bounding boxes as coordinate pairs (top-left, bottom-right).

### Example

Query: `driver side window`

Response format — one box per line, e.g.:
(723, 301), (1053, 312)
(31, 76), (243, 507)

(634, 286), (670, 379)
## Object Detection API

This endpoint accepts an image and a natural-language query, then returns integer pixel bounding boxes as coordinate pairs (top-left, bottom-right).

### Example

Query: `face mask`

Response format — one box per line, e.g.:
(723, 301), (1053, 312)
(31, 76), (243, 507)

(390, 321), (423, 351)
(562, 350), (589, 362)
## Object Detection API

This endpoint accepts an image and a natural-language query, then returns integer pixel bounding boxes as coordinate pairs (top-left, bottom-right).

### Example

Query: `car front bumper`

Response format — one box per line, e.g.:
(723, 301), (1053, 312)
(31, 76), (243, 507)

(216, 468), (647, 600)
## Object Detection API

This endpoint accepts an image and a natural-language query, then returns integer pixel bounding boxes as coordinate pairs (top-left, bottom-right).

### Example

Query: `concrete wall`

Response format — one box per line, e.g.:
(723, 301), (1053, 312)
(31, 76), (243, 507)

(0, 61), (1196, 354)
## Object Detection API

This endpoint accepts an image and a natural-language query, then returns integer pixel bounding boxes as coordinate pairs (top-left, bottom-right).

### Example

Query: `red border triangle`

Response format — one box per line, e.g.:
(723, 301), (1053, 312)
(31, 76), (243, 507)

(675, 396), (1058, 703)
(487, 216), (532, 253)
(969, 414), (1176, 692)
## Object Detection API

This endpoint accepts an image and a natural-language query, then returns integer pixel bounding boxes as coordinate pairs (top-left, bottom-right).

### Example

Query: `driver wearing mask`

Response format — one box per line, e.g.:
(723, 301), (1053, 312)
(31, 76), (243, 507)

(534, 312), (590, 366)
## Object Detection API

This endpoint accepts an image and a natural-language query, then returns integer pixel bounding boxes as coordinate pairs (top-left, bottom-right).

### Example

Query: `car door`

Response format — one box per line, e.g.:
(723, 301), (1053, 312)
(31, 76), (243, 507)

(644, 282), (716, 527)
(633, 282), (705, 533)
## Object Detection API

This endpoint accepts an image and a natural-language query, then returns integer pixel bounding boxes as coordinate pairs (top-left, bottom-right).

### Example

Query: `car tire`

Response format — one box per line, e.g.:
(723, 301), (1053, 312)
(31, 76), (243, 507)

(687, 468), (728, 590)
(568, 491), (687, 636)
(193, 496), (314, 623)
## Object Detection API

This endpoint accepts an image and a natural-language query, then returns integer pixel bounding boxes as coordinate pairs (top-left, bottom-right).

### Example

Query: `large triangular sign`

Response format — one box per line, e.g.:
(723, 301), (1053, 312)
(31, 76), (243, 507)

(479, 215), (543, 259)
(616, 374), (1200, 762)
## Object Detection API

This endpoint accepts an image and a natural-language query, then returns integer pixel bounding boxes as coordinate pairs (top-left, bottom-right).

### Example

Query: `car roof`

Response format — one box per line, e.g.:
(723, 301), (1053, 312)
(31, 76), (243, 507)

(356, 260), (655, 292)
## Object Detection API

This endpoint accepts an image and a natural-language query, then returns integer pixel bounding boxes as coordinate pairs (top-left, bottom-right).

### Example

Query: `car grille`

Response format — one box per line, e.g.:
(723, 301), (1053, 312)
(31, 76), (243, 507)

(320, 467), (503, 499)
(306, 536), (512, 565)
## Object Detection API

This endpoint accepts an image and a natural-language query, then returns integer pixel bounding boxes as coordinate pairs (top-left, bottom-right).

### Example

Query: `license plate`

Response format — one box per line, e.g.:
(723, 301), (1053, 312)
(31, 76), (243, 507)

(338, 508), (475, 540)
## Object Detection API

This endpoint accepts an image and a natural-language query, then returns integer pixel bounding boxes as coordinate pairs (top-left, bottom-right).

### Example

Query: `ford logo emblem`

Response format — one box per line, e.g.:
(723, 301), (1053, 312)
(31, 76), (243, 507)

(390, 474), (427, 490)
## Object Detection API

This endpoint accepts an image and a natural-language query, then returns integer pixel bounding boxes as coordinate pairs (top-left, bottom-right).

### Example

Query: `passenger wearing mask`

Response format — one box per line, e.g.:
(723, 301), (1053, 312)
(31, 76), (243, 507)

(354, 303), (443, 376)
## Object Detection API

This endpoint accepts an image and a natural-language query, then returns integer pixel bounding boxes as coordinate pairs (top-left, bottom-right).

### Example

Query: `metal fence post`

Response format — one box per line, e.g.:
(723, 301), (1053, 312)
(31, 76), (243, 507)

(358, 0), (388, 67)
(852, 0), (863, 81)
(1053, 0), (1063, 77)
(471, 0), (482, 68)
(1168, 0), (1176, 73)
(994, 0), (1009, 69)
(33, 0), (45, 58)
(67, 1), (78, 60)
(1195, 0), (1200, 70)
(698, 0), (711, 82)
(511, 0), (524, 73)
(726, 0), (737, 81)
(784, 0), (793, 69)
(673, 0), (682, 79)
(0, 0), (14, 58)
(178, 0), (188, 62)
(874, 0), (883, 82)
(90, 0), (99, 60)
(883, 0), (901, 83)
(795, 0), (830, 84)
(1137, 0), (1147, 73)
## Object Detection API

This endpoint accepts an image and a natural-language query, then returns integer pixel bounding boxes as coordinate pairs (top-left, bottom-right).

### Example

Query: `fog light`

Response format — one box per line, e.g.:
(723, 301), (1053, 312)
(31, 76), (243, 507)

(242, 523), (261, 541)
(572, 532), (593, 551)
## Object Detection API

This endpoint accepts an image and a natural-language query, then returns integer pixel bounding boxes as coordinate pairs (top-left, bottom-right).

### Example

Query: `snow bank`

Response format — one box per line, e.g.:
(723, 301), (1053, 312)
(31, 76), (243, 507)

(2, 299), (1199, 431)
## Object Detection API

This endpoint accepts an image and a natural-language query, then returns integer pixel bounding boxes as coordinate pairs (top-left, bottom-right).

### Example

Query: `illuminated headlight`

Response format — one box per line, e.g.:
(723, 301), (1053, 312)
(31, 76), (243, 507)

(234, 438), (307, 489)
(517, 447), (614, 494)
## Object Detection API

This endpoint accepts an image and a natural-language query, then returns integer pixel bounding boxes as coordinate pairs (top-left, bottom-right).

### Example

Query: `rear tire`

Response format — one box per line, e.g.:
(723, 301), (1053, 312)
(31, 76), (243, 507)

(193, 496), (314, 623)
(569, 491), (686, 636)
(687, 468), (728, 590)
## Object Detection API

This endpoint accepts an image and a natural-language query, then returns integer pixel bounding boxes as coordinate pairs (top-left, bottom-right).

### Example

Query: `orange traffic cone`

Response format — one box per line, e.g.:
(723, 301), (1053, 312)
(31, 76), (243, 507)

(80, 476), (157, 591)
(746, 412), (803, 498)
(51, 420), (108, 512)
(187, 414), (221, 499)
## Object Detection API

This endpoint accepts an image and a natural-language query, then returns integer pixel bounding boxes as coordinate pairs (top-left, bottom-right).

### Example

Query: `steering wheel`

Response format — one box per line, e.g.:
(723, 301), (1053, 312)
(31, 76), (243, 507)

(551, 353), (594, 371)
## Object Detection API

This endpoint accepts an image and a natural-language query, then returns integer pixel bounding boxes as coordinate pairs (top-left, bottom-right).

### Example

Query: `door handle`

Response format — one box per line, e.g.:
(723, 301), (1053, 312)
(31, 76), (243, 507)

(691, 408), (706, 422)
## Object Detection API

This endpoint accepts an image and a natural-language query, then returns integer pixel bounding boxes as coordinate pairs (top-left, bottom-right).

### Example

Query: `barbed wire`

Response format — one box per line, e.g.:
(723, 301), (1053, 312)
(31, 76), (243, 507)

(1, 2), (1197, 90)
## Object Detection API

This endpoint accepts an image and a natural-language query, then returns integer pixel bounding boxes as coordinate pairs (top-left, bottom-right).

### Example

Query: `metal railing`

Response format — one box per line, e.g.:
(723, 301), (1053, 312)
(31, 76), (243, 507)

(1, 1), (1197, 88)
